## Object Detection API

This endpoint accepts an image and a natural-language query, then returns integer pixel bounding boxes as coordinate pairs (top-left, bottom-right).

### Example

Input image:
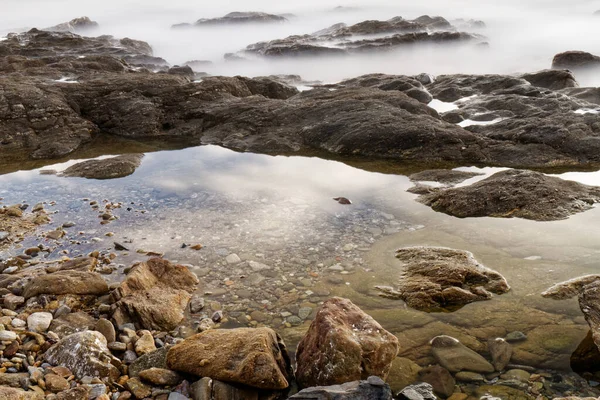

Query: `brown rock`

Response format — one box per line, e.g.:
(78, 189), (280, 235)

(49, 311), (96, 338)
(111, 258), (199, 330)
(22, 271), (108, 299)
(167, 327), (292, 390)
(55, 386), (91, 400)
(135, 330), (156, 355)
(45, 374), (70, 392)
(0, 387), (44, 400)
(62, 154), (144, 180)
(488, 338), (512, 371)
(95, 318), (116, 343)
(295, 297), (399, 388)
(125, 377), (152, 399)
(418, 365), (455, 398)
(385, 357), (422, 394)
(139, 368), (182, 386)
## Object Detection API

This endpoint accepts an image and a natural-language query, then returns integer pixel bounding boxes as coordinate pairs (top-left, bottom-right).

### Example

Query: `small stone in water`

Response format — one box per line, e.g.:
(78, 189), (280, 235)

(505, 331), (527, 343)
(114, 242), (129, 251)
(211, 311), (223, 323)
(225, 254), (241, 264)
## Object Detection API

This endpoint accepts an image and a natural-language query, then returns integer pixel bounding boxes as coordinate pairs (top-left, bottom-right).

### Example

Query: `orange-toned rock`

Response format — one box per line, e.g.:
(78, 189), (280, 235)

(295, 297), (399, 388)
(167, 327), (292, 390)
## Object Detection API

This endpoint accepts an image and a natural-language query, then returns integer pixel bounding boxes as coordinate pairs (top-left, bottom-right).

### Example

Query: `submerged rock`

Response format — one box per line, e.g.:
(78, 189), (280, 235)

(408, 169), (482, 185)
(431, 335), (494, 373)
(295, 297), (399, 388)
(376, 247), (509, 311)
(289, 376), (393, 399)
(419, 169), (600, 221)
(62, 154), (144, 179)
(542, 274), (600, 300)
(167, 327), (292, 390)
(111, 258), (199, 330)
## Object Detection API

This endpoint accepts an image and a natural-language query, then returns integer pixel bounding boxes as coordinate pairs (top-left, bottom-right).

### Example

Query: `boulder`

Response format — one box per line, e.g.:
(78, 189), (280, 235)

(419, 170), (600, 221)
(22, 271), (108, 298)
(520, 69), (578, 90)
(579, 280), (600, 355)
(417, 365), (455, 398)
(542, 275), (600, 299)
(488, 338), (512, 371)
(139, 368), (182, 386)
(194, 12), (287, 26)
(289, 376), (393, 399)
(295, 297), (399, 388)
(61, 154), (144, 179)
(44, 17), (100, 33)
(0, 387), (43, 400)
(167, 327), (292, 390)
(49, 311), (96, 338)
(129, 346), (169, 377)
(376, 247), (510, 311)
(397, 383), (436, 400)
(111, 258), (199, 330)
(552, 51), (600, 70)
(44, 330), (121, 381)
(430, 335), (494, 373)
(385, 357), (422, 394)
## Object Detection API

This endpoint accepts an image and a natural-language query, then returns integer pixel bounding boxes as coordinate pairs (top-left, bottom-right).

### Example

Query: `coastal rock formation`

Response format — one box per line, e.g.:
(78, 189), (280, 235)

(552, 51), (600, 70)
(111, 258), (199, 330)
(167, 327), (292, 390)
(418, 169), (600, 221)
(295, 297), (399, 388)
(44, 17), (99, 33)
(174, 11), (287, 28)
(22, 271), (109, 299)
(376, 247), (510, 311)
(62, 154), (144, 179)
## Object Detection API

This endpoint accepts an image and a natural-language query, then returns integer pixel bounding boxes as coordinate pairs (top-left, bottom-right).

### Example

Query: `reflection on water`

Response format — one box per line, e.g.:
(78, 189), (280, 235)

(2, 145), (600, 371)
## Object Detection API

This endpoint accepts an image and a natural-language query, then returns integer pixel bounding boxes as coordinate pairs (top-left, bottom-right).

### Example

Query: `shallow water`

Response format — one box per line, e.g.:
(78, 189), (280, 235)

(2, 145), (600, 371)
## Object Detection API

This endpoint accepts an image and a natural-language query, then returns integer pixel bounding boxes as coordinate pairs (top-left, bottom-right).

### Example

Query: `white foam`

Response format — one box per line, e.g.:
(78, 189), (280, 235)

(458, 117), (505, 128)
(53, 77), (78, 84)
(575, 108), (600, 115)
(296, 85), (314, 91)
(427, 99), (458, 113)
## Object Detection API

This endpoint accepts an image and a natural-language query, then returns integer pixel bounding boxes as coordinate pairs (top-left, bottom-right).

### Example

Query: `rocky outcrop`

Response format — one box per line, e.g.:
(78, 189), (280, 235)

(295, 297), (399, 388)
(166, 327), (292, 390)
(376, 247), (510, 311)
(419, 169), (600, 221)
(22, 271), (108, 299)
(44, 330), (121, 381)
(61, 154), (144, 179)
(289, 376), (393, 399)
(184, 12), (287, 27)
(552, 51), (600, 70)
(408, 169), (482, 184)
(542, 275), (600, 300)
(111, 258), (199, 330)
(44, 17), (99, 33)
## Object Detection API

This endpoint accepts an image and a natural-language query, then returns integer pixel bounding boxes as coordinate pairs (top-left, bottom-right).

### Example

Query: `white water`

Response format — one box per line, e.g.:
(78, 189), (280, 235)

(1, 0), (600, 84)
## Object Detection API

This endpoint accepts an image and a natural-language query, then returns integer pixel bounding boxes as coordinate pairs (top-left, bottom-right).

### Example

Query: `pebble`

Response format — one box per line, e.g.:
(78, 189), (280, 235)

(3, 267), (18, 274)
(0, 232), (8, 241)
(0, 331), (17, 341)
(11, 319), (26, 328)
(225, 254), (241, 264)
(27, 312), (53, 333)
(505, 331), (527, 343)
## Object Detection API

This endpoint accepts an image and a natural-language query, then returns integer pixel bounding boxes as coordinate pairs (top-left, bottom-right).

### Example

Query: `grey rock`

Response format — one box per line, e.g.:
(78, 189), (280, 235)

(417, 365), (455, 398)
(397, 382), (436, 400)
(128, 346), (169, 377)
(488, 338), (512, 371)
(430, 335), (494, 373)
(289, 377), (393, 399)
(504, 331), (527, 343)
(95, 318), (116, 343)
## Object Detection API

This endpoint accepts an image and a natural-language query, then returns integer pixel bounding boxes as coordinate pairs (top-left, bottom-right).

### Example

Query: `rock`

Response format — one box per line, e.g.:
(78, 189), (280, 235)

(520, 69), (578, 90)
(289, 377), (393, 399)
(111, 258), (199, 331)
(454, 371), (484, 382)
(0, 387), (43, 400)
(378, 357), (421, 394)
(552, 51), (600, 70)
(44, 17), (100, 33)
(125, 377), (152, 399)
(193, 12), (287, 26)
(397, 382), (437, 400)
(295, 297), (399, 388)
(430, 335), (494, 373)
(45, 374), (70, 392)
(542, 275), (600, 299)
(3, 293), (24, 310)
(419, 169), (600, 221)
(505, 331), (527, 343)
(129, 346), (169, 377)
(49, 311), (96, 337)
(83, 384), (106, 398)
(62, 154), (144, 180)
(54, 386), (91, 400)
(409, 169), (482, 185)
(44, 330), (121, 381)
(139, 367), (182, 386)
(167, 327), (292, 390)
(500, 369), (531, 382)
(189, 295), (205, 313)
(27, 312), (53, 332)
(0, 372), (29, 387)
(0, 331), (17, 341)
(417, 365), (455, 398)
(22, 271), (108, 299)
(376, 247), (510, 311)
(135, 330), (157, 355)
(578, 280), (600, 356)
(225, 254), (241, 264)
(488, 338), (512, 371)
(95, 318), (116, 343)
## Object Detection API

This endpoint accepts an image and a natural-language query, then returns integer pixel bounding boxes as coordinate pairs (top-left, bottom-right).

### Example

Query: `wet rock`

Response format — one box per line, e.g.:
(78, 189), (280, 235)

(189, 295), (205, 313)
(520, 69), (578, 90)
(225, 254), (241, 264)
(95, 318), (116, 343)
(430, 335), (494, 373)
(194, 12), (287, 26)
(289, 376), (393, 399)
(62, 154), (144, 180)
(45, 373), (70, 392)
(505, 331), (527, 343)
(488, 338), (512, 371)
(111, 258), (199, 331)
(397, 382), (436, 400)
(22, 270), (108, 299)
(44, 330), (121, 381)
(419, 169), (600, 221)
(500, 369), (530, 382)
(135, 330), (157, 355)
(139, 368), (182, 386)
(0, 387), (43, 400)
(552, 51), (600, 71)
(385, 357), (422, 394)
(49, 311), (96, 337)
(27, 311), (53, 332)
(167, 327), (292, 390)
(125, 377), (152, 399)
(376, 247), (509, 311)
(455, 371), (484, 382)
(578, 280), (600, 358)
(129, 346), (169, 377)
(571, 330), (600, 372)
(408, 169), (482, 185)
(44, 17), (100, 33)
(417, 365), (455, 398)
(542, 274), (600, 299)
(295, 297), (399, 388)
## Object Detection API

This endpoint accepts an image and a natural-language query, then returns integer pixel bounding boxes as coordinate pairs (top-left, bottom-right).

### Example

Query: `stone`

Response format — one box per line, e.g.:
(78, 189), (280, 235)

(22, 271), (108, 299)
(129, 347), (169, 377)
(295, 297), (399, 388)
(0, 330), (17, 341)
(552, 50), (600, 70)
(190, 377), (212, 400)
(384, 357), (422, 394)
(409, 169), (482, 185)
(488, 338), (512, 371)
(542, 275), (600, 300)
(125, 377), (152, 399)
(397, 382), (436, 400)
(419, 169), (600, 221)
(0, 372), (29, 388)
(135, 330), (157, 355)
(225, 254), (241, 264)
(289, 377), (393, 399)
(417, 365), (455, 398)
(3, 293), (25, 310)
(376, 247), (510, 311)
(27, 312), (53, 332)
(189, 295), (205, 313)
(111, 258), (199, 331)
(505, 331), (527, 343)
(167, 327), (292, 390)
(49, 311), (96, 338)
(454, 371), (484, 382)
(0, 387), (44, 400)
(54, 386), (91, 400)
(44, 330), (121, 381)
(45, 374), (70, 392)
(430, 335), (494, 373)
(95, 318), (116, 343)
(139, 368), (182, 386)
(62, 154), (144, 179)
(84, 384), (107, 399)
(500, 369), (531, 382)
